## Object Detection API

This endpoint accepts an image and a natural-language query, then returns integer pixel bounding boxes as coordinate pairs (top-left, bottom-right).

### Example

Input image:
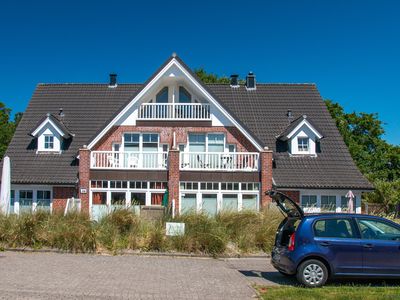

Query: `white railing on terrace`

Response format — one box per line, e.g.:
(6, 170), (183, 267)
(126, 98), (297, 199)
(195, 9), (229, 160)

(180, 152), (259, 171)
(91, 151), (168, 170)
(138, 103), (211, 120)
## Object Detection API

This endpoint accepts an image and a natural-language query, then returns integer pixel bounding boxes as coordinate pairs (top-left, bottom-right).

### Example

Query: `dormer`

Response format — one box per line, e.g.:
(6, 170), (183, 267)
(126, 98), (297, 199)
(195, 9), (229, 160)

(30, 113), (73, 153)
(277, 115), (323, 156)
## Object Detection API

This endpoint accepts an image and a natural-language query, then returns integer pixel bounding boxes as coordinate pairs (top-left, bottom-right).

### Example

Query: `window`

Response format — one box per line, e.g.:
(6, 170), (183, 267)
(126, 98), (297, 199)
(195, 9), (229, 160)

(242, 194), (258, 211)
(44, 135), (54, 149)
(20, 190), (33, 206)
(222, 194), (238, 211)
(91, 181), (108, 189)
(178, 144), (185, 152)
(188, 133), (206, 152)
(150, 182), (167, 189)
(130, 181), (147, 189)
(112, 143), (120, 152)
(92, 192), (107, 205)
(202, 194), (218, 215)
(228, 144), (236, 152)
(200, 182), (219, 190)
(181, 193), (197, 213)
(241, 183), (259, 191)
(111, 192), (126, 205)
(110, 181), (128, 189)
(156, 87), (169, 103)
(314, 219), (356, 238)
(124, 133), (140, 151)
(10, 190), (15, 206)
(208, 134), (225, 152)
(142, 133), (159, 152)
(131, 192), (146, 206)
(301, 195), (317, 208)
(297, 137), (309, 152)
(179, 86), (191, 103)
(37, 190), (51, 208)
(321, 195), (336, 211)
(357, 219), (400, 241)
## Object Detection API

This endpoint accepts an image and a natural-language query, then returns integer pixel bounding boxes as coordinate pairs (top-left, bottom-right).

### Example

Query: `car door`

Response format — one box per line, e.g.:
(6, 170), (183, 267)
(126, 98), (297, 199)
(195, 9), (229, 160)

(356, 217), (400, 275)
(313, 217), (363, 275)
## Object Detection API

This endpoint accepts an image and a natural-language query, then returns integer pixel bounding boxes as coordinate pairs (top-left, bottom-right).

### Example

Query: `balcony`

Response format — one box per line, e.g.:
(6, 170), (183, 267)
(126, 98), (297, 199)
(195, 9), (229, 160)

(91, 151), (168, 170)
(180, 152), (259, 171)
(138, 103), (211, 120)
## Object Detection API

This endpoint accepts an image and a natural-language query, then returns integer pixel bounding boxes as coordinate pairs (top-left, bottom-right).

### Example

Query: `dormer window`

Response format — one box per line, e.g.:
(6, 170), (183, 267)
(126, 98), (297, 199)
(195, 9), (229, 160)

(297, 137), (309, 152)
(30, 113), (73, 154)
(276, 115), (323, 157)
(44, 135), (54, 150)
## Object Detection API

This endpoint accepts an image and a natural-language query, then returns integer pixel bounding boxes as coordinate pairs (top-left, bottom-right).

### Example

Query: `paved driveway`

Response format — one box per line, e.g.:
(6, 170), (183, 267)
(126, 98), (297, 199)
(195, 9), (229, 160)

(0, 252), (280, 300)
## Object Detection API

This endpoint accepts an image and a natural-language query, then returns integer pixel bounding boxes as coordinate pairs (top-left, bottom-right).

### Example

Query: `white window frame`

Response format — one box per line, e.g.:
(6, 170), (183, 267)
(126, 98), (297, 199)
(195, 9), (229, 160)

(44, 135), (54, 150)
(297, 137), (309, 152)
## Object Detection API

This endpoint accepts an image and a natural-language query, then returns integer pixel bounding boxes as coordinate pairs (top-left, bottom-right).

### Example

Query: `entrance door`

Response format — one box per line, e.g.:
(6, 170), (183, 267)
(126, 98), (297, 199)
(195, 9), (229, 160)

(202, 194), (218, 216)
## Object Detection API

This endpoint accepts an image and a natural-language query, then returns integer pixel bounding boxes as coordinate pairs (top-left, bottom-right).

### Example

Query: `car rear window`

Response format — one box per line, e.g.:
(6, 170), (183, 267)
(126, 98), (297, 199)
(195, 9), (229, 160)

(314, 218), (356, 239)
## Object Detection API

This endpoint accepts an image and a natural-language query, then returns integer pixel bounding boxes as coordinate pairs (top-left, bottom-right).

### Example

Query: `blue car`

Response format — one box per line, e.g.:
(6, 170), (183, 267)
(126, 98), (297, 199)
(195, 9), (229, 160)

(268, 190), (400, 287)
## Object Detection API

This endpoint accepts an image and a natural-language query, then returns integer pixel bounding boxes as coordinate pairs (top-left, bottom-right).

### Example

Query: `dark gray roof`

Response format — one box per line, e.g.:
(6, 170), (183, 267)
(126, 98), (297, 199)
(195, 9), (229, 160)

(5, 71), (372, 190)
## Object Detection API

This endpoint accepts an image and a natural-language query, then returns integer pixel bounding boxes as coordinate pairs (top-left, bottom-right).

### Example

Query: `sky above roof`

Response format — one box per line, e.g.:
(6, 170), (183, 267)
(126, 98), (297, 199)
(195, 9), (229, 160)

(1, 0), (399, 145)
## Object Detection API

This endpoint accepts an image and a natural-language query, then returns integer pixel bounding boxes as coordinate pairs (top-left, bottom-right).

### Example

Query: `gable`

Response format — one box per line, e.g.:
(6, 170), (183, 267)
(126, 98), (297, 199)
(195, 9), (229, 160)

(87, 55), (263, 151)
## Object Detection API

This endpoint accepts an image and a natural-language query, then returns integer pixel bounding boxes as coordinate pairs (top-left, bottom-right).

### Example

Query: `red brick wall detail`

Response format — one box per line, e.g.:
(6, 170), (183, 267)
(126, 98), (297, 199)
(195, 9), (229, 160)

(78, 148), (90, 214)
(260, 150), (273, 208)
(168, 149), (180, 214)
(278, 190), (300, 204)
(93, 125), (257, 152)
(52, 186), (76, 213)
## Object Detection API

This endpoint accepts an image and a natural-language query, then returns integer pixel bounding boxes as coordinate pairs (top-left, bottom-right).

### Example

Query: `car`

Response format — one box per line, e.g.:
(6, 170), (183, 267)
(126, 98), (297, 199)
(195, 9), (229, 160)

(267, 190), (400, 287)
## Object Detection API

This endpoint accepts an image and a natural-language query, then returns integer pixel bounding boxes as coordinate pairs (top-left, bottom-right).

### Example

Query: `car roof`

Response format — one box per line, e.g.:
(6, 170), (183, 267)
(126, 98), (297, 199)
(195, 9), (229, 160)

(302, 213), (384, 220)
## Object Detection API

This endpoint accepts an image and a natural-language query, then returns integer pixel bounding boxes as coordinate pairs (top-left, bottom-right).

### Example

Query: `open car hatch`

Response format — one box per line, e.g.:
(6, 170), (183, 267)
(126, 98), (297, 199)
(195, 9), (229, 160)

(266, 190), (304, 218)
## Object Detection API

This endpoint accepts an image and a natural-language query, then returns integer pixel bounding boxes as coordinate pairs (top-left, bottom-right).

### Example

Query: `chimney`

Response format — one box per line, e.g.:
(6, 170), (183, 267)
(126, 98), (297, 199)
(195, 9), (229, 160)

(109, 73), (117, 88)
(245, 72), (256, 90)
(59, 108), (65, 121)
(230, 74), (239, 88)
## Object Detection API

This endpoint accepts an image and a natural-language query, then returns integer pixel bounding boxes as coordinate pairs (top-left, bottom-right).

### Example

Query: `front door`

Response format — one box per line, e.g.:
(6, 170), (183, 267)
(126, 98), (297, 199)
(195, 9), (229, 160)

(313, 217), (363, 274)
(356, 217), (400, 275)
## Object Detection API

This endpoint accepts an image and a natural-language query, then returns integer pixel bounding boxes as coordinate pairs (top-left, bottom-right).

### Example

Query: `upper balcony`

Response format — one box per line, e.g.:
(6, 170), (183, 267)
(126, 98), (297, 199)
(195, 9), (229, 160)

(180, 152), (259, 172)
(138, 103), (211, 121)
(91, 151), (168, 170)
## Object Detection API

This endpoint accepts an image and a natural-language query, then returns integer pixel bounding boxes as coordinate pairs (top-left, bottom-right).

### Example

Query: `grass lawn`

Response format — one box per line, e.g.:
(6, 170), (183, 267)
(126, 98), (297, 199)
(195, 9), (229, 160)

(256, 285), (400, 300)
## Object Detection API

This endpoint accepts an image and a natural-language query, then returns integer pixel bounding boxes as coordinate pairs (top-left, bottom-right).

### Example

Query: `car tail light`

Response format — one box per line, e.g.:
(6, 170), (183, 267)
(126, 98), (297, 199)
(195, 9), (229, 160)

(288, 233), (295, 251)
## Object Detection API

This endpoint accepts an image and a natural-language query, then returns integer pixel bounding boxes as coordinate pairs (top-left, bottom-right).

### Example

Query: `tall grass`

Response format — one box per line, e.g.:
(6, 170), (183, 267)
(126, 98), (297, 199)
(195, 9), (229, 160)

(0, 208), (284, 255)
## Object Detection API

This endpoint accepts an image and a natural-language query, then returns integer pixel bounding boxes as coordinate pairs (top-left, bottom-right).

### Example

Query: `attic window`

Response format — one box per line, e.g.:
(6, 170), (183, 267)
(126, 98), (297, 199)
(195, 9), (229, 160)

(44, 135), (54, 150)
(297, 137), (309, 152)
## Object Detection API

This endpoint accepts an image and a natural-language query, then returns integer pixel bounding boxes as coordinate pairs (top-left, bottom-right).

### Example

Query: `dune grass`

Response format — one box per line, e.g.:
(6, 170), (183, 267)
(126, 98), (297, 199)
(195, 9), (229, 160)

(0, 208), (283, 255)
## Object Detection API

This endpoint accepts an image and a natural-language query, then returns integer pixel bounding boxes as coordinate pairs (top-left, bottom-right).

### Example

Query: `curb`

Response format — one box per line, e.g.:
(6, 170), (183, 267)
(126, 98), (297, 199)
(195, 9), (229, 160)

(2, 248), (270, 259)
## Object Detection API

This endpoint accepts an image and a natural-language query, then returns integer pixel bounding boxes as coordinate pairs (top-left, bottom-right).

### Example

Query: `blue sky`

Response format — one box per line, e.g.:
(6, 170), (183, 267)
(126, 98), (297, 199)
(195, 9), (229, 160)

(0, 0), (399, 144)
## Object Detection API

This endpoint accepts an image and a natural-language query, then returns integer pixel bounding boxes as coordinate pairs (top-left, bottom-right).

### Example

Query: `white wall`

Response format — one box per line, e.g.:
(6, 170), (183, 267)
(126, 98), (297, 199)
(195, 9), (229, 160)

(289, 125), (317, 156)
(37, 124), (62, 152)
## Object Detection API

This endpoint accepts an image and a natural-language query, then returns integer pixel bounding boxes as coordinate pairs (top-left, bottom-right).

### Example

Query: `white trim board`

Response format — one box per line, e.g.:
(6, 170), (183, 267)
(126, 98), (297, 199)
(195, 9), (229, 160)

(87, 58), (263, 151)
(31, 117), (68, 138)
(286, 118), (323, 140)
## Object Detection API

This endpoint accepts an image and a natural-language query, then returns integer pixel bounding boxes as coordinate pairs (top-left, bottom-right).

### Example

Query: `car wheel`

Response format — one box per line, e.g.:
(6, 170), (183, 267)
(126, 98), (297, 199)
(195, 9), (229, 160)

(279, 270), (293, 277)
(296, 259), (328, 287)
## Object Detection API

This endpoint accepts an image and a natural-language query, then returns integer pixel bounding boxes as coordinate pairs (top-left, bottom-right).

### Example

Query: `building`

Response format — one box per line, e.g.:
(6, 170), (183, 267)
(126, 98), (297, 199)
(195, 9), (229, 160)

(4, 54), (372, 219)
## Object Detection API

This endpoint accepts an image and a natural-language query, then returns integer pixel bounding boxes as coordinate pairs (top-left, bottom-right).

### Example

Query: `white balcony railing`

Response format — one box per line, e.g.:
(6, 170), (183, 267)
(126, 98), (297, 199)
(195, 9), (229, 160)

(138, 103), (211, 120)
(180, 152), (259, 171)
(91, 151), (168, 170)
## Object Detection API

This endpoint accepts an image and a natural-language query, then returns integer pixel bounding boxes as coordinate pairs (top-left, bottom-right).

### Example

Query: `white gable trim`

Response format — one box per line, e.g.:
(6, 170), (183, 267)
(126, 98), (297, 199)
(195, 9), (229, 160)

(286, 119), (323, 140)
(87, 58), (263, 151)
(31, 117), (67, 138)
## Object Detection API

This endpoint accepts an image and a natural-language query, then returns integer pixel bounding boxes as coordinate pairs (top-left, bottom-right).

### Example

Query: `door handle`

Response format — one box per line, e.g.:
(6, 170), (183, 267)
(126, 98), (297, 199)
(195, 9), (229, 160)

(319, 241), (331, 247)
(363, 244), (374, 249)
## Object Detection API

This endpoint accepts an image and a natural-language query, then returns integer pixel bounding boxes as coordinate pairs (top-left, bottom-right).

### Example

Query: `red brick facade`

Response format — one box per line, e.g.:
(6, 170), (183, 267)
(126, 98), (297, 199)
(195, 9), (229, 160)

(93, 125), (257, 152)
(260, 149), (273, 207)
(75, 125), (274, 216)
(52, 186), (76, 212)
(78, 147), (90, 213)
(167, 149), (180, 213)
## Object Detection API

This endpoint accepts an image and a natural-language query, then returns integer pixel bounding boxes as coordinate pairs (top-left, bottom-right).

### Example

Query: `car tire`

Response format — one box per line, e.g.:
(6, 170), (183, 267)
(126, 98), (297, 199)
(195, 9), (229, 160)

(296, 259), (328, 287)
(279, 270), (293, 277)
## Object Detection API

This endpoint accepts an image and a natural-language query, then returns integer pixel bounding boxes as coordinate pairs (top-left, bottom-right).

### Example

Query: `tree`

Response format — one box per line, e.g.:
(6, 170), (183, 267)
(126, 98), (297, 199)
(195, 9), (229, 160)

(0, 102), (22, 159)
(194, 68), (231, 84)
